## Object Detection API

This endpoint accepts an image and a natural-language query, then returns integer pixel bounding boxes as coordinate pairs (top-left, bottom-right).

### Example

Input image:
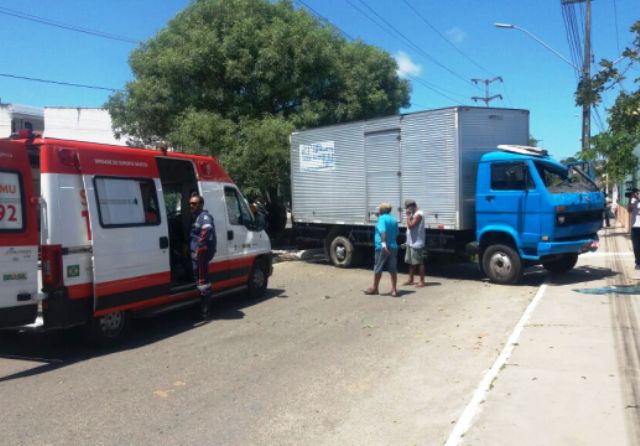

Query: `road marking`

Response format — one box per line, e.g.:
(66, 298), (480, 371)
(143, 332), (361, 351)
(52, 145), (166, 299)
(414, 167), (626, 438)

(444, 283), (548, 446)
(581, 251), (633, 258)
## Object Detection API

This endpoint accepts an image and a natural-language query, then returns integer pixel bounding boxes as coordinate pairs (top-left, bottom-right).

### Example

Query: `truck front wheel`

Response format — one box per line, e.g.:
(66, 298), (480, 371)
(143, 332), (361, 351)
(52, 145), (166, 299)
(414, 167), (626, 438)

(542, 253), (578, 274)
(482, 244), (522, 284)
(329, 235), (356, 268)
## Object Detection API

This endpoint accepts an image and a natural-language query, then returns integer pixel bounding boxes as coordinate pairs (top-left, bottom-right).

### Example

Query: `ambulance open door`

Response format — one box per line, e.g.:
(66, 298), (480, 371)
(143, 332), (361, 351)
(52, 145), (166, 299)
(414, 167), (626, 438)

(78, 150), (171, 315)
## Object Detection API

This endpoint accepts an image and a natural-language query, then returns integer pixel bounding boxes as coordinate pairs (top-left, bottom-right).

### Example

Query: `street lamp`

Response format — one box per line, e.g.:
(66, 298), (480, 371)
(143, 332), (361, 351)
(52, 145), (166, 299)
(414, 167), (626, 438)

(495, 22), (590, 152)
(494, 23), (578, 70)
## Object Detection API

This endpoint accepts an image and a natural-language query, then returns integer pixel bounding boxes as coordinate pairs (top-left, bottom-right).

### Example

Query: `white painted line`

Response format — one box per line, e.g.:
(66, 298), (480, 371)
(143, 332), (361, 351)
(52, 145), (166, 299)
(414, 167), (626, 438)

(581, 251), (634, 258)
(444, 283), (548, 446)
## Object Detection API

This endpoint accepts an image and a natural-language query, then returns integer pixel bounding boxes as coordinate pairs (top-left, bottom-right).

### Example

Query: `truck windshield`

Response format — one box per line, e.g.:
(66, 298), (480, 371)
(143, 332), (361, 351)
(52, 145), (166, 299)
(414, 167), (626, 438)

(534, 161), (598, 194)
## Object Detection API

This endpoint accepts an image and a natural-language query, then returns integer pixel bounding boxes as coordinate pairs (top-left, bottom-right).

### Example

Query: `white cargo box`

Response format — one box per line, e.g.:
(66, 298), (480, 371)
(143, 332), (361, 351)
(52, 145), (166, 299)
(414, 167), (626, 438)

(290, 106), (529, 231)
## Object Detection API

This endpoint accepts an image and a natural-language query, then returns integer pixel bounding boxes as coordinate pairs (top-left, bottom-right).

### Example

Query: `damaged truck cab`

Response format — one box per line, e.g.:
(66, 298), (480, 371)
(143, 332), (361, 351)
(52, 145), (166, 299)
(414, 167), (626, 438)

(475, 145), (603, 283)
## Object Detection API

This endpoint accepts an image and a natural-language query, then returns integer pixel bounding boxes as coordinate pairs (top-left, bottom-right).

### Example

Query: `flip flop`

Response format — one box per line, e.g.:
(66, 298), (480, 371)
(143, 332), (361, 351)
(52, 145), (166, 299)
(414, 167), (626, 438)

(401, 281), (414, 286)
(415, 283), (425, 288)
(363, 288), (379, 295)
(391, 291), (399, 297)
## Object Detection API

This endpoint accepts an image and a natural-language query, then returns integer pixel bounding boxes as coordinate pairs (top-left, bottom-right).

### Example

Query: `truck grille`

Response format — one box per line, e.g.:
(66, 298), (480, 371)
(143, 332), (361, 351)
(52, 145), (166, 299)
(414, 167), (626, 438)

(557, 210), (603, 226)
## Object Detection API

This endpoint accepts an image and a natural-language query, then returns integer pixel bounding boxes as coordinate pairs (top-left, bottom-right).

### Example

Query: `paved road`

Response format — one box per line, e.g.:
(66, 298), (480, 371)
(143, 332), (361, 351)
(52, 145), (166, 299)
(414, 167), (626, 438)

(0, 242), (631, 446)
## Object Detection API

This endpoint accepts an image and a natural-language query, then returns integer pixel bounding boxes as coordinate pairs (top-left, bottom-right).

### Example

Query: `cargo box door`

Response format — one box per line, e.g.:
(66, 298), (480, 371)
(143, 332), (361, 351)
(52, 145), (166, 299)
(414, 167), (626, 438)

(0, 140), (38, 327)
(365, 129), (402, 221)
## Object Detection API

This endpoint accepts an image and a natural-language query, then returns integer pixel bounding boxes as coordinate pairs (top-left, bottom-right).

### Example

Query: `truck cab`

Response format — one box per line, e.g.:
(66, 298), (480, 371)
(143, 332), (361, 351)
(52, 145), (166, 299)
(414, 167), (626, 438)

(475, 145), (603, 284)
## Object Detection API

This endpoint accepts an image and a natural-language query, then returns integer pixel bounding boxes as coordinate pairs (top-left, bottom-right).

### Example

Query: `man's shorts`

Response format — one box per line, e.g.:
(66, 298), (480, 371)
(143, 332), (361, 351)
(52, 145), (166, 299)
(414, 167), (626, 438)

(404, 246), (426, 265)
(373, 248), (398, 273)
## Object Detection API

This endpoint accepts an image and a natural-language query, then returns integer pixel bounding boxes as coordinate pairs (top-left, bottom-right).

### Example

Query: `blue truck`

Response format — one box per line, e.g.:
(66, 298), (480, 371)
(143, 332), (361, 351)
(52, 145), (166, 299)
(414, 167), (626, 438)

(290, 107), (603, 284)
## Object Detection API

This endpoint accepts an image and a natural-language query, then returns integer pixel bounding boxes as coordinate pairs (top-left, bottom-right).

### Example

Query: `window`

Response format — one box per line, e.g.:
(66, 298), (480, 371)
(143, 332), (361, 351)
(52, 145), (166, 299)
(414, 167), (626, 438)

(534, 161), (598, 194)
(94, 177), (160, 227)
(224, 187), (253, 226)
(0, 171), (25, 231)
(491, 163), (533, 191)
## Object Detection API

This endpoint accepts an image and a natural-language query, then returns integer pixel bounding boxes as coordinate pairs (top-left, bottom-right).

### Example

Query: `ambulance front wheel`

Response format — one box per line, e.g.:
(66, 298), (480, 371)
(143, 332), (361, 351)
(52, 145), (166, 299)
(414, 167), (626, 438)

(248, 259), (269, 299)
(87, 310), (130, 346)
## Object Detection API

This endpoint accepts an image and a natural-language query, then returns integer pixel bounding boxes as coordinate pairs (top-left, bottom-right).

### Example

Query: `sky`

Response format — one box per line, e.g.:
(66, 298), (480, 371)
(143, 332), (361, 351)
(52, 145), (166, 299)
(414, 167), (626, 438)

(0, 0), (637, 160)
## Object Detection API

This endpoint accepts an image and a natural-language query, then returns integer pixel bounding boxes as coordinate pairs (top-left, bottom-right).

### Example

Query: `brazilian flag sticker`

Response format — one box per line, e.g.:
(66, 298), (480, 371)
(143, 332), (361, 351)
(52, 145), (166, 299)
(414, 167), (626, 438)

(67, 265), (80, 278)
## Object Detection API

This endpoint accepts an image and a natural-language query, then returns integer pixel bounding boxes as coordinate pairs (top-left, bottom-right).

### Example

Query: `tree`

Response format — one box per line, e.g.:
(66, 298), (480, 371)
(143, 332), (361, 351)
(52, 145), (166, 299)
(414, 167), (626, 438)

(576, 20), (640, 181)
(107, 0), (410, 201)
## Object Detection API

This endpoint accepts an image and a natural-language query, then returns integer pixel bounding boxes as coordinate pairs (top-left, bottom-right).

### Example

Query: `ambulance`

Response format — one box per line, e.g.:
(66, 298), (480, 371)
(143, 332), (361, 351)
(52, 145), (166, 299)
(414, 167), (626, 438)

(0, 132), (272, 344)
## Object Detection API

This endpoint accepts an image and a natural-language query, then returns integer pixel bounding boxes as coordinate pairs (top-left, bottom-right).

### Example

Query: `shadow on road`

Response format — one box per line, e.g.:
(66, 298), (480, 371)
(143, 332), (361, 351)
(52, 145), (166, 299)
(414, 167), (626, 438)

(543, 265), (618, 286)
(0, 288), (285, 382)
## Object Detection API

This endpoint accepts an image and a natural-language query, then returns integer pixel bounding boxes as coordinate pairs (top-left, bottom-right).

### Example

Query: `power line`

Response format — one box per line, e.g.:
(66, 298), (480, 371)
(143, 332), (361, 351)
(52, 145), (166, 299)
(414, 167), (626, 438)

(0, 6), (140, 44)
(612, 0), (621, 55)
(295, 0), (466, 105)
(592, 105), (605, 133)
(407, 75), (464, 103)
(294, 0), (354, 40)
(0, 73), (124, 92)
(400, 0), (494, 77)
(348, 0), (479, 90)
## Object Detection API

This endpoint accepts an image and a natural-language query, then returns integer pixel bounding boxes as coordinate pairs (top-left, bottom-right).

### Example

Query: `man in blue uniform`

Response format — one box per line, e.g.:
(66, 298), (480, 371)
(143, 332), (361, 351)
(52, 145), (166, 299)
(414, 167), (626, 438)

(189, 194), (217, 318)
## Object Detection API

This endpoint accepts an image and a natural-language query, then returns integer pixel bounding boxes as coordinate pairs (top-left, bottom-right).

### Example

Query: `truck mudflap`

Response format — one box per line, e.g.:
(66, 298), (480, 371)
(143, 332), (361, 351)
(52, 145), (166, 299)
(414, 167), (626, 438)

(536, 235), (599, 257)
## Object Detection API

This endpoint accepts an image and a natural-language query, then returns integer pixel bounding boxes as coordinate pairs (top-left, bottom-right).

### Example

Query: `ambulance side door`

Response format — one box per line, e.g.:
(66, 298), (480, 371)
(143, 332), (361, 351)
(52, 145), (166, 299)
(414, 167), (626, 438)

(78, 150), (170, 314)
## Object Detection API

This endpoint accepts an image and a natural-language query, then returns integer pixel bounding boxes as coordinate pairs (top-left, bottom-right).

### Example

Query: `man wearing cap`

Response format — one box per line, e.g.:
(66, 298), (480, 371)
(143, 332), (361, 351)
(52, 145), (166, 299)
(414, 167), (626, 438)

(365, 202), (399, 296)
(403, 199), (426, 287)
(628, 188), (640, 270)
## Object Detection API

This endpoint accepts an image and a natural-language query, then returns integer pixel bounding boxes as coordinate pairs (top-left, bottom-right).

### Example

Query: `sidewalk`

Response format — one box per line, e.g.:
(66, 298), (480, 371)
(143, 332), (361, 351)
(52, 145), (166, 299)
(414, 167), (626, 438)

(456, 224), (640, 445)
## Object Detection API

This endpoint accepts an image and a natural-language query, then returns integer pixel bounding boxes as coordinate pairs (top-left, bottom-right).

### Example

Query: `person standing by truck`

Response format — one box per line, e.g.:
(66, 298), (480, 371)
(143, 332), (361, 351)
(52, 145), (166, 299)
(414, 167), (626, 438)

(365, 203), (399, 297)
(402, 199), (426, 287)
(189, 194), (217, 318)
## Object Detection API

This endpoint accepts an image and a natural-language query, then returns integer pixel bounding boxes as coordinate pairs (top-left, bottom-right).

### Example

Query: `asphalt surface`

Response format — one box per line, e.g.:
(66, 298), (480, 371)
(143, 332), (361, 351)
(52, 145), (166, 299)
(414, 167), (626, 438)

(1, 227), (638, 445)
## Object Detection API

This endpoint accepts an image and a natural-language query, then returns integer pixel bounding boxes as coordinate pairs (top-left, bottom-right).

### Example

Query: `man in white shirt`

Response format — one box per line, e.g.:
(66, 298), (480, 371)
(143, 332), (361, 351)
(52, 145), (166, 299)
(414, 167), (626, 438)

(402, 199), (426, 287)
(627, 188), (640, 270)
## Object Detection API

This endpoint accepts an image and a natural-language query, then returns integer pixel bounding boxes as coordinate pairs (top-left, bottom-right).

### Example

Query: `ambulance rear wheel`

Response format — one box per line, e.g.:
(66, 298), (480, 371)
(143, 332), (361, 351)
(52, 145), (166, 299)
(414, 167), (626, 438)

(87, 311), (130, 346)
(248, 259), (269, 299)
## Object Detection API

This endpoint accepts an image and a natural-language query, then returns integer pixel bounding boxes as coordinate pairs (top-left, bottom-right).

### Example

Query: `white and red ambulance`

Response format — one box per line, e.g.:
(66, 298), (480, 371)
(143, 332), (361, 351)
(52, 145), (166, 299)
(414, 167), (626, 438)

(0, 133), (272, 343)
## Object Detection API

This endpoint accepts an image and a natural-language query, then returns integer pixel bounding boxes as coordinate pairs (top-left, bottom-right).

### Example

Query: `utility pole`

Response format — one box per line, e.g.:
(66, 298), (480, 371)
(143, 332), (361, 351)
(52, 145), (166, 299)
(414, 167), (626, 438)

(561, 0), (592, 151)
(471, 77), (503, 106)
(583, 0), (591, 152)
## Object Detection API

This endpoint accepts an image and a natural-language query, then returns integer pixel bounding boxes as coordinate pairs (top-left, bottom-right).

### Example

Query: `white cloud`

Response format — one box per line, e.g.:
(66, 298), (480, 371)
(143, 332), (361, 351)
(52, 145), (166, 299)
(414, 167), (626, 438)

(446, 26), (466, 44)
(395, 51), (422, 78)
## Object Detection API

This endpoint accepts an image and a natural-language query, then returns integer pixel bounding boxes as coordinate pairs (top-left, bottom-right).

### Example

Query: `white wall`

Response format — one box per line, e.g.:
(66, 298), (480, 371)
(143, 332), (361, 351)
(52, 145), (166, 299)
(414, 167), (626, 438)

(44, 107), (129, 146)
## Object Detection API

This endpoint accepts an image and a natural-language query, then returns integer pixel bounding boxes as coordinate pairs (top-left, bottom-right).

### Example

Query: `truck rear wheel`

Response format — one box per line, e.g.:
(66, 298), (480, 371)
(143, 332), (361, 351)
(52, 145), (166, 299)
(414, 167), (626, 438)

(329, 235), (356, 268)
(87, 310), (130, 346)
(482, 244), (522, 284)
(542, 253), (578, 273)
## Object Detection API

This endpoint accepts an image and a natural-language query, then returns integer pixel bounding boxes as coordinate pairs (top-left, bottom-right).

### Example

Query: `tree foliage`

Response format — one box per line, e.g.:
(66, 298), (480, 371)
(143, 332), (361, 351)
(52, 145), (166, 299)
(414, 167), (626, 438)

(107, 0), (410, 198)
(576, 20), (640, 181)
